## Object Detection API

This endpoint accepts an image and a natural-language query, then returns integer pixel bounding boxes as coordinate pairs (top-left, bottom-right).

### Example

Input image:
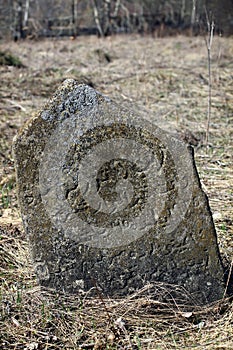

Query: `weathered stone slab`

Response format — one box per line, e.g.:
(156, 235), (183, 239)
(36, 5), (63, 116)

(13, 79), (225, 303)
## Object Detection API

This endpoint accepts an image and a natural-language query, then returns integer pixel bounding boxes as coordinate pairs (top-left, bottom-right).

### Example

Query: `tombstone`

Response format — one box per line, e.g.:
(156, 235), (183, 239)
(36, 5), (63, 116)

(13, 79), (225, 304)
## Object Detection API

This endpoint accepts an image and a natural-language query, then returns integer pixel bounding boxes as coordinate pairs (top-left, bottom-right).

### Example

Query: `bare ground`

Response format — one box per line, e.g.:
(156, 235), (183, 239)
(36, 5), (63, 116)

(0, 34), (233, 349)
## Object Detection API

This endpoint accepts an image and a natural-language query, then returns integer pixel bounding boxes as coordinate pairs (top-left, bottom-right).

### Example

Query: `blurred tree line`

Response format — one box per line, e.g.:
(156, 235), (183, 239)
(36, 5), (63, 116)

(0, 0), (232, 40)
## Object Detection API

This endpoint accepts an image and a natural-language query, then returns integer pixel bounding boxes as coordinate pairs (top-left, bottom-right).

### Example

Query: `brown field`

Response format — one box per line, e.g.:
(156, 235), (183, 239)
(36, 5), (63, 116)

(0, 34), (233, 349)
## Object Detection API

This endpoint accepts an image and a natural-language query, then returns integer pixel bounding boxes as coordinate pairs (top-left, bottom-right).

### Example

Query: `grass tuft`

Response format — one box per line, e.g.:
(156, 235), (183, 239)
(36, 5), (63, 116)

(0, 50), (24, 68)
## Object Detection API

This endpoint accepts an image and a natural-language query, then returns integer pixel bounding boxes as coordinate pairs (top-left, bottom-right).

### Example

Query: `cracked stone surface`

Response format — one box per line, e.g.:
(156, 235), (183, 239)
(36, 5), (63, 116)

(13, 79), (225, 304)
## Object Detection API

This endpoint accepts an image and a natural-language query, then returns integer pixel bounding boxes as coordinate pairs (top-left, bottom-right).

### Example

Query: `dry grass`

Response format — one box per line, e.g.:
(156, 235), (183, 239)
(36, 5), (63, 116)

(0, 34), (233, 348)
(1, 223), (233, 349)
(1, 225), (233, 349)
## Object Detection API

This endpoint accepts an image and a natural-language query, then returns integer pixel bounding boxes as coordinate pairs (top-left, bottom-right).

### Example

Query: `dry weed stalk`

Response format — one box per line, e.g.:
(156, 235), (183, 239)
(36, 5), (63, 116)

(223, 259), (233, 299)
(204, 8), (215, 149)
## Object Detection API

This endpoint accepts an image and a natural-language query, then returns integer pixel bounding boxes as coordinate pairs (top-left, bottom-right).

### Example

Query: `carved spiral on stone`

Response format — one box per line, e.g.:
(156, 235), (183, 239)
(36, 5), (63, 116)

(39, 90), (193, 248)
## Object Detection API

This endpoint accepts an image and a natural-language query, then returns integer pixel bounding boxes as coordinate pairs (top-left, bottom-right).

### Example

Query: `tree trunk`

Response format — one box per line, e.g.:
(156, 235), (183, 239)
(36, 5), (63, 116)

(22, 0), (30, 37)
(23, 0), (30, 28)
(13, 0), (23, 40)
(191, 0), (196, 35)
(91, 0), (104, 37)
(103, 0), (111, 36)
(71, 0), (78, 37)
(112, 0), (121, 18)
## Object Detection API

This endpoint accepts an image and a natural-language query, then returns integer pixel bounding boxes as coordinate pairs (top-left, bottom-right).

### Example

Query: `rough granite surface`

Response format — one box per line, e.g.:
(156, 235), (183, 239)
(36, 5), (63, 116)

(13, 79), (225, 304)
